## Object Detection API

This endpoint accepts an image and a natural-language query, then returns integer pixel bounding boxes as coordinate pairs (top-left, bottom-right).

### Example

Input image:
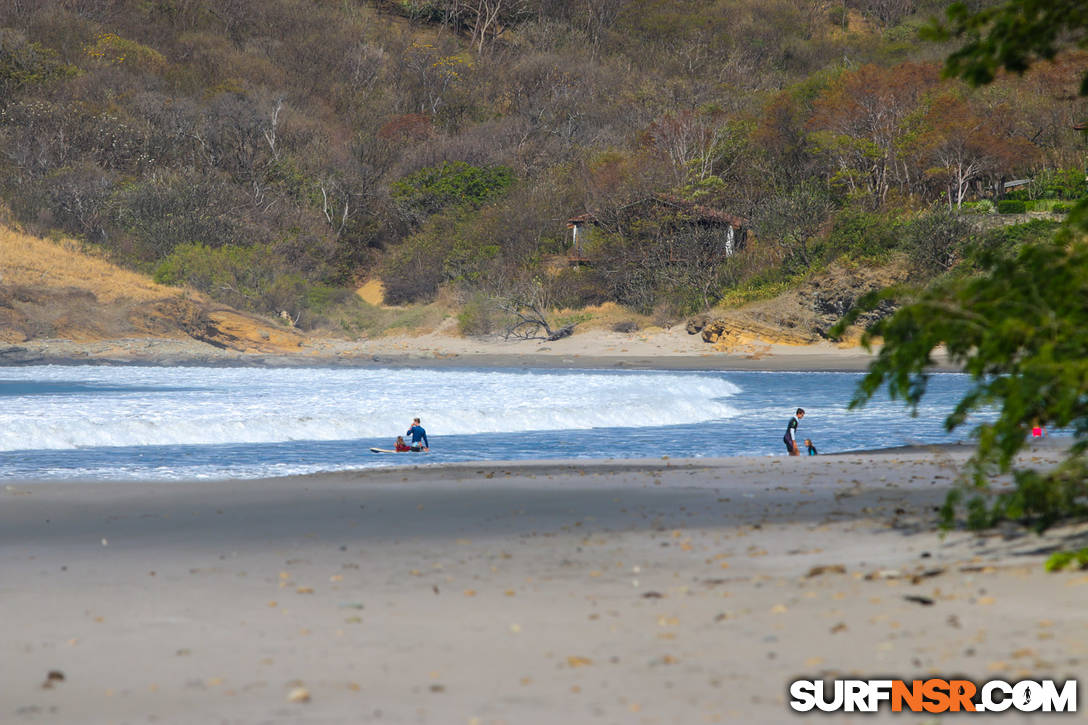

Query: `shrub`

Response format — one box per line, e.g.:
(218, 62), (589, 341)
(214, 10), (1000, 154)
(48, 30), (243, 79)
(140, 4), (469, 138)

(960, 199), (994, 214)
(155, 242), (259, 289)
(265, 273), (310, 321)
(825, 209), (901, 261)
(0, 29), (79, 98)
(1053, 202), (1072, 214)
(826, 5), (848, 27)
(651, 300), (686, 328)
(457, 293), (497, 335)
(391, 161), (515, 225)
(109, 173), (238, 262)
(304, 284), (353, 314)
(716, 278), (794, 308)
(1045, 548), (1088, 572)
(997, 199), (1027, 214)
(751, 181), (837, 273)
(392, 1), (446, 22)
(546, 267), (610, 309)
(83, 32), (166, 73)
(1031, 168), (1087, 201)
(42, 164), (113, 242)
(901, 208), (973, 275)
(381, 232), (449, 304)
(154, 242), (304, 315)
(443, 238), (500, 287)
(1025, 199), (1074, 214)
(978, 219), (1062, 259)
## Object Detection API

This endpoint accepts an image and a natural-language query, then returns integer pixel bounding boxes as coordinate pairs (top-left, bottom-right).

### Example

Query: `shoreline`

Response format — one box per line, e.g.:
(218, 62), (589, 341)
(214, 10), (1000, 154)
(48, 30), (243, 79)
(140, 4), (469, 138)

(3, 439), (1019, 490)
(4, 445), (1082, 723)
(0, 440), (992, 488)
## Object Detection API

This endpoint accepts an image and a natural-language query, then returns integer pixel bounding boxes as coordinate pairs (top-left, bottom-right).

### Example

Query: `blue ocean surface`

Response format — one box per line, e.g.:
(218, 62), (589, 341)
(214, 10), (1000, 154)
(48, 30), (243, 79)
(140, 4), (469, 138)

(0, 365), (992, 481)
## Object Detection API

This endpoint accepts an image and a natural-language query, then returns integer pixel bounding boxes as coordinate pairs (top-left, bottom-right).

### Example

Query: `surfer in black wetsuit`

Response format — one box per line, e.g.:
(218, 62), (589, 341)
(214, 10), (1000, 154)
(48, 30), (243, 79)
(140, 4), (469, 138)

(407, 417), (429, 451)
(783, 408), (804, 455)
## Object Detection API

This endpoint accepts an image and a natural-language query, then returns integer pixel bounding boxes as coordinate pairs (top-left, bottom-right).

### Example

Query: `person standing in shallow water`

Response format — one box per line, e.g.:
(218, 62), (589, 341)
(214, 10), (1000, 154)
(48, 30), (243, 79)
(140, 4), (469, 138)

(406, 417), (429, 451)
(784, 408), (805, 455)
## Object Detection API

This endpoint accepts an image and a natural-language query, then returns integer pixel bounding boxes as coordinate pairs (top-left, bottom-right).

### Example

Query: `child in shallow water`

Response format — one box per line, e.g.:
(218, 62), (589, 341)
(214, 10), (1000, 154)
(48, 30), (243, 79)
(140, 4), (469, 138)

(805, 439), (818, 456)
(394, 436), (411, 452)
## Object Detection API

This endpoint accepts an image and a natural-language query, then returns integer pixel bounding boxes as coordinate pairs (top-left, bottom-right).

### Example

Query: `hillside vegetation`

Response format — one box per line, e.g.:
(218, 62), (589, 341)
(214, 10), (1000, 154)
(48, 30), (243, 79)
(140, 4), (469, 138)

(0, 223), (304, 351)
(0, 0), (1085, 337)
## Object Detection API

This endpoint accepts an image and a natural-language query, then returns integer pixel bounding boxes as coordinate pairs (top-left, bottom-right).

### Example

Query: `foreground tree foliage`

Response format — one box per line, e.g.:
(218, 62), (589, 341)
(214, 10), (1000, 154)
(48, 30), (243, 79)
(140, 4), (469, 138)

(929, 0), (1088, 94)
(839, 0), (1088, 530)
(835, 233), (1088, 529)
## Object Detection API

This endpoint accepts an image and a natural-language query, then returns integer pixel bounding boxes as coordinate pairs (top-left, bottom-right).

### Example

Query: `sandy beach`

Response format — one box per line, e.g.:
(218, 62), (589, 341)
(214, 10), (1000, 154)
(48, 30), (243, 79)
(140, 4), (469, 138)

(0, 326), (957, 373)
(3, 441), (1084, 724)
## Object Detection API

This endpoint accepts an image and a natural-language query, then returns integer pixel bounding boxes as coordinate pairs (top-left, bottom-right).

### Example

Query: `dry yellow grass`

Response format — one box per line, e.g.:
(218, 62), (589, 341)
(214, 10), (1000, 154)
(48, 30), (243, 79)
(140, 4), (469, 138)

(0, 224), (307, 352)
(551, 301), (658, 332)
(0, 225), (184, 304)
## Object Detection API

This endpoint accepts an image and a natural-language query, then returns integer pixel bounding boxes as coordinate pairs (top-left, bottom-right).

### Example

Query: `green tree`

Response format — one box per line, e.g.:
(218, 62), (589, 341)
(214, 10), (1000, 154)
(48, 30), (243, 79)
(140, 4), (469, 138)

(842, 0), (1088, 529)
(391, 161), (514, 226)
(836, 235), (1088, 529)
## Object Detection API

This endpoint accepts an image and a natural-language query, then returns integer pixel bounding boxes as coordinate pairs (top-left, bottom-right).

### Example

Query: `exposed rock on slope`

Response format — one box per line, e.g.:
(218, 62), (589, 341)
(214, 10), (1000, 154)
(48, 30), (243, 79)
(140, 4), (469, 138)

(798, 265), (902, 337)
(689, 261), (909, 350)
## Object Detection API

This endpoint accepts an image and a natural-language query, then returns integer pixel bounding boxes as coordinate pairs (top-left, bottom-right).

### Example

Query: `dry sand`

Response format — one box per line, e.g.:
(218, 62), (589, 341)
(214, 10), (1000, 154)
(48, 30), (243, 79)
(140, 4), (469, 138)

(0, 327), (952, 372)
(3, 442), (1084, 724)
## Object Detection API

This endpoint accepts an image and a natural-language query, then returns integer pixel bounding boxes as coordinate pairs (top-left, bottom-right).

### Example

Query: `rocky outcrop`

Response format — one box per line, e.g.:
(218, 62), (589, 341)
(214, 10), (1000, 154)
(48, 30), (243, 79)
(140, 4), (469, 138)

(798, 270), (900, 338)
(685, 315), (711, 335)
(688, 261), (908, 347)
(134, 297), (215, 339)
(700, 318), (814, 347)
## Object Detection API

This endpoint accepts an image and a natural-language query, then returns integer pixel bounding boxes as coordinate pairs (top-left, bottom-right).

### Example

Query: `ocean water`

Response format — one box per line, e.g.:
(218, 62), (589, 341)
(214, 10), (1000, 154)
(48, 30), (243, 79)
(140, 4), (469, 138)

(0, 365), (985, 481)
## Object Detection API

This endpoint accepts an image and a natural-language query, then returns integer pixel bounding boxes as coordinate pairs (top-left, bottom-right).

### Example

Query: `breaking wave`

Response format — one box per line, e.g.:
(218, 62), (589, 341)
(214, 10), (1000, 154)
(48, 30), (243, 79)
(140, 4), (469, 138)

(0, 366), (741, 452)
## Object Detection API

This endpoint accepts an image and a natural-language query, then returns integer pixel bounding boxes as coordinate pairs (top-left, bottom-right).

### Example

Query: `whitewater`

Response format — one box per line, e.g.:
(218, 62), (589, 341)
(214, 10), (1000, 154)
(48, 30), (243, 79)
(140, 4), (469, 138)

(0, 365), (981, 480)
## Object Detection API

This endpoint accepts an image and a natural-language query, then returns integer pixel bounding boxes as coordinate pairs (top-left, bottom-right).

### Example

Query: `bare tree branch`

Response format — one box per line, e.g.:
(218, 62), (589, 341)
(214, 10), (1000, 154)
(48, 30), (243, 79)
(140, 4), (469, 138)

(495, 282), (575, 340)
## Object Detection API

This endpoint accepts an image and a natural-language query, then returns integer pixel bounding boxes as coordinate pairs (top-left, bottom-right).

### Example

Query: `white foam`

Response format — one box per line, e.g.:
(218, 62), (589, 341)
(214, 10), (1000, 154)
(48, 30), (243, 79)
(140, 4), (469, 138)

(0, 366), (741, 451)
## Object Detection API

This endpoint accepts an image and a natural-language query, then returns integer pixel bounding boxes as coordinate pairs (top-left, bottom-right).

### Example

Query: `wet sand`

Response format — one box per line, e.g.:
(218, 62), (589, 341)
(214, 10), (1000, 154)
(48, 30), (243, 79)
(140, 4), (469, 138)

(2, 442), (1083, 724)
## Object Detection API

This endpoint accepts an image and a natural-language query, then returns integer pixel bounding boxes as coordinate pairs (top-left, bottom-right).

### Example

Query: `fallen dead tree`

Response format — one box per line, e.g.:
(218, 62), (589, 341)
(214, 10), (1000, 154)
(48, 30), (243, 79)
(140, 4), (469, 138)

(496, 284), (575, 341)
